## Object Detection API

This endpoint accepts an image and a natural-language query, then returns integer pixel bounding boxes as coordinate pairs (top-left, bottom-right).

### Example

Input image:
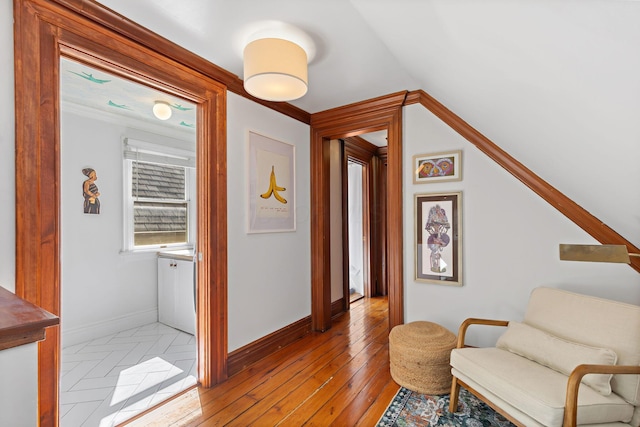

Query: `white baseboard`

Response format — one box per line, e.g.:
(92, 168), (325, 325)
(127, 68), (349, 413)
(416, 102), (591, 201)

(62, 308), (158, 348)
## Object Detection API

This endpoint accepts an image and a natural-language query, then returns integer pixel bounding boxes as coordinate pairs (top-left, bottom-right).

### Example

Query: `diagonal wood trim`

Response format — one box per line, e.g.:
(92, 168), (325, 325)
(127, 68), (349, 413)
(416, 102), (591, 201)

(406, 90), (640, 274)
(49, 0), (311, 124)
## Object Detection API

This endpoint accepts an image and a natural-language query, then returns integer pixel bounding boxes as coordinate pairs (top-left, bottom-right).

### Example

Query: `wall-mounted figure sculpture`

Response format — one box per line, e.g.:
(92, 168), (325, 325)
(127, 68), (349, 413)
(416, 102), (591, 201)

(82, 167), (100, 214)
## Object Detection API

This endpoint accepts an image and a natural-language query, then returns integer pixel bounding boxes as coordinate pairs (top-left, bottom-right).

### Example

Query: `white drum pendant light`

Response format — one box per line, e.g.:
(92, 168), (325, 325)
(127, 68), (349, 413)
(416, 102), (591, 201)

(243, 37), (308, 102)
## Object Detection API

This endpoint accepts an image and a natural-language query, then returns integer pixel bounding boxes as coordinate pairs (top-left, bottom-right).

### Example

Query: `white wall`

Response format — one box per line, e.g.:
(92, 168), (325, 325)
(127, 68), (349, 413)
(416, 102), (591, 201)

(0, 344), (38, 426)
(403, 104), (640, 346)
(435, 2), (640, 251)
(226, 93), (311, 352)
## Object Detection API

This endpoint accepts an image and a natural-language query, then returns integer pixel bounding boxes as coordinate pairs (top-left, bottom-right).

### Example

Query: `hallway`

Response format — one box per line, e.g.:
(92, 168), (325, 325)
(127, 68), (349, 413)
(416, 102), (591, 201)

(126, 297), (396, 426)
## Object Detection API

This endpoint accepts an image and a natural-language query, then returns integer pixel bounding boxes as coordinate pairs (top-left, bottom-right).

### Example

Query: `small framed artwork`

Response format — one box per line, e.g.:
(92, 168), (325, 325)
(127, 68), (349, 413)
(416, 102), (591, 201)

(247, 131), (296, 233)
(413, 150), (462, 184)
(415, 192), (462, 286)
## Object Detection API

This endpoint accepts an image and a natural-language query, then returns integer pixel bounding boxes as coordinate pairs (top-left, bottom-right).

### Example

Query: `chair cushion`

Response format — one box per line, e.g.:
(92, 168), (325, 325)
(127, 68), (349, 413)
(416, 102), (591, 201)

(496, 321), (617, 395)
(523, 287), (640, 405)
(450, 347), (634, 427)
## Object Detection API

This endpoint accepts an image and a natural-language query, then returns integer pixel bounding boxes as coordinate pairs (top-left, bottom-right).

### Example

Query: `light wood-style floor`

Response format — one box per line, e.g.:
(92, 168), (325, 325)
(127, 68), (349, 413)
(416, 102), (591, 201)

(124, 296), (398, 426)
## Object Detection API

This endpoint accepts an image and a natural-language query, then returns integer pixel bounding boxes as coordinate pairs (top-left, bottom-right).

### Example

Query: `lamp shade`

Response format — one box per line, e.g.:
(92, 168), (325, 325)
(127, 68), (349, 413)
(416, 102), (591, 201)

(243, 38), (308, 102)
(153, 101), (172, 120)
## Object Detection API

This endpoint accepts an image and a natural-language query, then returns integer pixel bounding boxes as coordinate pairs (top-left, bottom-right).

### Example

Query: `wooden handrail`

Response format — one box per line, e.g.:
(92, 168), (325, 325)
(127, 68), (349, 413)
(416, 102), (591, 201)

(405, 90), (640, 274)
(0, 286), (59, 351)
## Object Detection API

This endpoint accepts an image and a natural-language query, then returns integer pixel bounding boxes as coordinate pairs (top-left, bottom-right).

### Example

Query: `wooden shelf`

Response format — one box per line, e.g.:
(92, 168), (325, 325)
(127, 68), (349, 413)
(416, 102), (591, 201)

(0, 286), (59, 351)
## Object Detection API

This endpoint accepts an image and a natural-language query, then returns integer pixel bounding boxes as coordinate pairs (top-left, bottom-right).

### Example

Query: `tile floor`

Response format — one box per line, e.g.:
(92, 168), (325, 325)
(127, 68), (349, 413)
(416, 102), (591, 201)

(60, 323), (198, 427)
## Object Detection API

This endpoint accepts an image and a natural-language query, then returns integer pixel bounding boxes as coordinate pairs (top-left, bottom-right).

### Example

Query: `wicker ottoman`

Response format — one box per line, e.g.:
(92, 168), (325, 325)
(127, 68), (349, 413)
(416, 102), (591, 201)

(389, 321), (457, 395)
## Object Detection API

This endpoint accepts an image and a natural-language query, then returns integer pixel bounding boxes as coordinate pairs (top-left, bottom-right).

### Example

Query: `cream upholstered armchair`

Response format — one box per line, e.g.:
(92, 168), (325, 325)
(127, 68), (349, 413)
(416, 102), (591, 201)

(449, 287), (640, 427)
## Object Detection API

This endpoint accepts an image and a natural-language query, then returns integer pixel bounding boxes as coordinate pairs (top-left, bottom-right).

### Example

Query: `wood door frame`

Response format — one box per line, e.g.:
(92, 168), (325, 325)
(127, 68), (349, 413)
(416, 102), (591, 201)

(310, 92), (406, 332)
(373, 146), (388, 297)
(14, 0), (228, 425)
(343, 137), (379, 304)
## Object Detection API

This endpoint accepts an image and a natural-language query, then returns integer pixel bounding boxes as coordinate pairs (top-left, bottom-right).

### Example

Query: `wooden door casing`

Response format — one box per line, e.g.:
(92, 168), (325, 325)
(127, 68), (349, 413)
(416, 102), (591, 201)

(14, 0), (228, 425)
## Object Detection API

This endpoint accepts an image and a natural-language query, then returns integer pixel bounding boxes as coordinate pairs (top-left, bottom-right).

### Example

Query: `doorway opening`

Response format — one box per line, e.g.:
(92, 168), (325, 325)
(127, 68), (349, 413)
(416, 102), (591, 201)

(347, 160), (366, 304)
(59, 57), (199, 426)
(14, 1), (229, 422)
(310, 91), (404, 332)
(342, 133), (388, 310)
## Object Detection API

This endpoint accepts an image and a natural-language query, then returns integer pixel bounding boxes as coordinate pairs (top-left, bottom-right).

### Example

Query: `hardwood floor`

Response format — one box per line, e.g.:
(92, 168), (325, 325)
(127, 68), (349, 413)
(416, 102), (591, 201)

(124, 296), (399, 426)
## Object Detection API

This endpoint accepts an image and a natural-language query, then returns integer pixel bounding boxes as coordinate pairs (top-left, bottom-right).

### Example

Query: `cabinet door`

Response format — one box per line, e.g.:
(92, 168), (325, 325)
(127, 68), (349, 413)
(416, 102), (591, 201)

(174, 260), (196, 335)
(157, 257), (176, 326)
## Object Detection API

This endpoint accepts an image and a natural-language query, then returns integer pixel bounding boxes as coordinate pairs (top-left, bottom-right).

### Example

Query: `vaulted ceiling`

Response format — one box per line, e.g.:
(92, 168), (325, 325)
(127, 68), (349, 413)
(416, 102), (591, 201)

(92, 0), (640, 246)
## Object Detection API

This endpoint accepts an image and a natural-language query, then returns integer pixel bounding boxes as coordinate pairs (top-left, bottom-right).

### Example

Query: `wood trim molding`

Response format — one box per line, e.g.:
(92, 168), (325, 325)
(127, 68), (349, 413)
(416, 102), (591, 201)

(310, 91), (406, 332)
(370, 155), (387, 297)
(341, 141), (350, 314)
(227, 317), (312, 377)
(377, 146), (388, 163)
(331, 298), (346, 318)
(312, 92), (407, 132)
(0, 286), (59, 352)
(406, 89), (640, 274)
(14, 0), (228, 425)
(49, 0), (311, 124)
(344, 136), (378, 160)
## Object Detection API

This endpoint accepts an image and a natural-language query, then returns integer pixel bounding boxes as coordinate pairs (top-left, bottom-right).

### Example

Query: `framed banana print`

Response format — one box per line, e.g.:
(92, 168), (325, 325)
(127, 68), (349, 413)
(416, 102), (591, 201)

(415, 192), (462, 286)
(247, 131), (296, 233)
(413, 150), (462, 184)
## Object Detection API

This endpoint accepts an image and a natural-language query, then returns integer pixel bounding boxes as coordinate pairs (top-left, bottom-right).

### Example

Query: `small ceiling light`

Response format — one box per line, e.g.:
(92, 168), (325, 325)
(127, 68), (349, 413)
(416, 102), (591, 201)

(243, 38), (308, 102)
(153, 101), (172, 120)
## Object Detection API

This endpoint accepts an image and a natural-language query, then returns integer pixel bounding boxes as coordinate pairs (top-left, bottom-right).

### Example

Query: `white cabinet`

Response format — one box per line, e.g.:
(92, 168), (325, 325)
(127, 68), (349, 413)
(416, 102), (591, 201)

(157, 256), (196, 335)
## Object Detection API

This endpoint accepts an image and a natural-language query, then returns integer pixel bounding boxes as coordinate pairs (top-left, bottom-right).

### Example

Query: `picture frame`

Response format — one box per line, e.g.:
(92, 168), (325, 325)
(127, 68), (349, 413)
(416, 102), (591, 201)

(415, 192), (462, 286)
(413, 150), (462, 184)
(247, 131), (296, 233)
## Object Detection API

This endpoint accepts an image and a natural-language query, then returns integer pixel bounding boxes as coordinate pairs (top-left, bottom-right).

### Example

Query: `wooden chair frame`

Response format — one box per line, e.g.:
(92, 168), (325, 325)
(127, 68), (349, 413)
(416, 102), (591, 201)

(449, 318), (640, 427)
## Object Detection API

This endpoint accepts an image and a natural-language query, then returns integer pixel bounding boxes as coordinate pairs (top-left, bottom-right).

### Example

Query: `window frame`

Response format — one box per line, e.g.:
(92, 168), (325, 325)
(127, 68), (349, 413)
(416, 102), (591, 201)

(122, 137), (196, 253)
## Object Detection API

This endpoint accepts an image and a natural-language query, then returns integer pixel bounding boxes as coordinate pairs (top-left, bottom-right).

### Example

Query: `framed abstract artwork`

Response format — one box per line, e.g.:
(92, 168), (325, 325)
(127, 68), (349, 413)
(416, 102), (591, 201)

(415, 192), (462, 286)
(413, 150), (462, 184)
(247, 131), (296, 233)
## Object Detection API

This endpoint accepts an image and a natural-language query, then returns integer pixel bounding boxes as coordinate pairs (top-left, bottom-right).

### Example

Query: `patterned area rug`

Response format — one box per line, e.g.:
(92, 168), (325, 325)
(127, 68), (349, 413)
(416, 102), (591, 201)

(377, 387), (516, 427)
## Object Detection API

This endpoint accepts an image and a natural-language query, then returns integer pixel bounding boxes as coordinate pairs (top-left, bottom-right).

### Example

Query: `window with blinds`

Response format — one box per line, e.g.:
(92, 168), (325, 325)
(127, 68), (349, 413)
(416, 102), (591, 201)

(123, 137), (195, 251)
(132, 161), (188, 246)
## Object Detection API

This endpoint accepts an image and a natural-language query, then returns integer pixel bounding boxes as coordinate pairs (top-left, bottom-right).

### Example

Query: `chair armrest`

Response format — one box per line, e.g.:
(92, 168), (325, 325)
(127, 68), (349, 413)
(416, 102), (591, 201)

(563, 364), (640, 427)
(456, 318), (509, 349)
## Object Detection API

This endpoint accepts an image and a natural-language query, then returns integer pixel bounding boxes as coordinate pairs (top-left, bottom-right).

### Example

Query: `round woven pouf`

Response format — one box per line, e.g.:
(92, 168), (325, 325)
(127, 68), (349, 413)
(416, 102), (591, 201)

(389, 321), (457, 395)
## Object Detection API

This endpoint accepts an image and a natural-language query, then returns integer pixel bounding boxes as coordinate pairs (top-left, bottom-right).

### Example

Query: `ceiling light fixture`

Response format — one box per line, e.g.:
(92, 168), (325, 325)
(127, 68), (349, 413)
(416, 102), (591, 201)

(243, 37), (308, 102)
(153, 101), (172, 120)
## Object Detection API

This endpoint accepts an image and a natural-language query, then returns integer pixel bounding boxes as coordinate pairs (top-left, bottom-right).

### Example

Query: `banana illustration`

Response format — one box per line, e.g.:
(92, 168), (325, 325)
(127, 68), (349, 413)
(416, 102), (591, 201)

(260, 165), (287, 204)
